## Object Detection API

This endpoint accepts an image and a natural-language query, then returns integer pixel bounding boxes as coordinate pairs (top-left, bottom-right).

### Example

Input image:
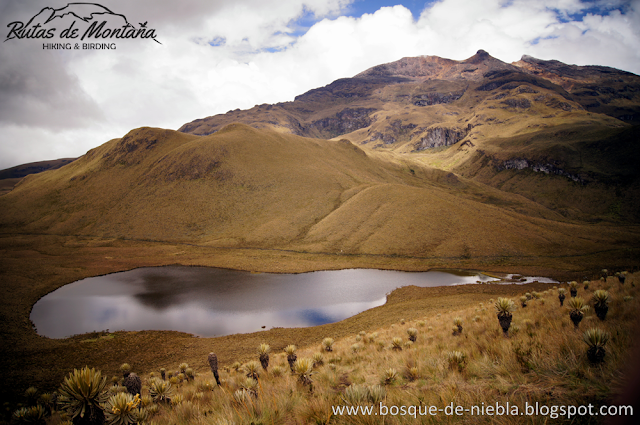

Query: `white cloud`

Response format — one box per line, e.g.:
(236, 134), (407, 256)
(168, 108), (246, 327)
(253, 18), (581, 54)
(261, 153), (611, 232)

(1, 0), (639, 169)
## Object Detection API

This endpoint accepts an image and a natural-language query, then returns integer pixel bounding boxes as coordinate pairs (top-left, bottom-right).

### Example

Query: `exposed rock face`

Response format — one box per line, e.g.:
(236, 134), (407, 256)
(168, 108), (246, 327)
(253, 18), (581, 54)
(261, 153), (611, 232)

(513, 54), (640, 124)
(368, 120), (417, 145)
(414, 127), (466, 150)
(501, 97), (531, 109)
(498, 158), (584, 183)
(413, 91), (464, 106)
(308, 108), (376, 139)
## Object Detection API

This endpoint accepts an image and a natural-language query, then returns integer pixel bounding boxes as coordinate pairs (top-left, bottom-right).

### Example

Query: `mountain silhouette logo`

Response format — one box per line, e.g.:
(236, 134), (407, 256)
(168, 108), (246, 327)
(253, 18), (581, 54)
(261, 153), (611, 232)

(5, 2), (161, 44)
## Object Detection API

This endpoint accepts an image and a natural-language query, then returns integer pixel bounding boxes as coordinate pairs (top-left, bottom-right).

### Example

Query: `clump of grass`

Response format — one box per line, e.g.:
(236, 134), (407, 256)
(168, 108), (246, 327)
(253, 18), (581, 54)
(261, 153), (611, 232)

(294, 358), (314, 388)
(446, 351), (467, 371)
(407, 327), (418, 342)
(23, 387), (38, 406)
(185, 368), (195, 381)
(312, 353), (324, 368)
(520, 296), (528, 308)
(567, 297), (590, 329)
(558, 288), (567, 306)
(381, 368), (398, 385)
(57, 366), (109, 424)
(119, 363), (132, 378)
(343, 384), (369, 404)
(453, 317), (463, 335)
(240, 377), (259, 397)
(569, 281), (578, 297)
(495, 298), (516, 336)
(284, 345), (297, 371)
(12, 405), (46, 424)
(257, 343), (271, 370)
(404, 365), (419, 381)
(271, 365), (284, 377)
(583, 328), (610, 364)
(322, 338), (335, 352)
(170, 394), (184, 406)
(149, 379), (173, 403)
(102, 392), (140, 425)
(592, 290), (609, 321)
(391, 337), (403, 350)
(244, 360), (261, 380)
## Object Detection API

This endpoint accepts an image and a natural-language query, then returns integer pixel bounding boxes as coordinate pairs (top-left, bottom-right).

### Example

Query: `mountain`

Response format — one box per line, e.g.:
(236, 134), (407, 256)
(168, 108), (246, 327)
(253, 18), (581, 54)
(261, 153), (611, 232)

(0, 158), (76, 196)
(0, 158), (77, 180)
(1, 51), (639, 265)
(179, 50), (640, 223)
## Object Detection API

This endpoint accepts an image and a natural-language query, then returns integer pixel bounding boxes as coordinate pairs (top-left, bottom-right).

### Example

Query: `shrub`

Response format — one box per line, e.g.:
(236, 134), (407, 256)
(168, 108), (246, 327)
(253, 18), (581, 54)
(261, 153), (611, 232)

(592, 290), (610, 321)
(102, 392), (140, 425)
(567, 297), (590, 329)
(381, 368), (398, 385)
(446, 351), (467, 371)
(495, 298), (516, 335)
(149, 379), (174, 403)
(583, 328), (610, 364)
(391, 337), (403, 350)
(294, 358), (314, 387)
(322, 338), (335, 352)
(258, 343), (271, 370)
(244, 361), (261, 380)
(57, 366), (108, 425)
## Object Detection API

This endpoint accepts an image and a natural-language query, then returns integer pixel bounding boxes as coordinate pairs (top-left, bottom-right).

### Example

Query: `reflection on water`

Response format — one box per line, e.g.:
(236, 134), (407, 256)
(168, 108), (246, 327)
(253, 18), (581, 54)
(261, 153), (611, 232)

(31, 267), (499, 338)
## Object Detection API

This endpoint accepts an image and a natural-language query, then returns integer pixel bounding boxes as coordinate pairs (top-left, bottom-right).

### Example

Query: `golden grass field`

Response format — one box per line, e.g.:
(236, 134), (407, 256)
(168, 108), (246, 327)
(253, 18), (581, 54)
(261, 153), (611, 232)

(3, 239), (636, 424)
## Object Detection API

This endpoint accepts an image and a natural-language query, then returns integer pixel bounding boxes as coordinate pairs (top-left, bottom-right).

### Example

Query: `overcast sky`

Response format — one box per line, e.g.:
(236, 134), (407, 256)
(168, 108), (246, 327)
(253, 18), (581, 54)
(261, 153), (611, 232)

(1, 0), (639, 170)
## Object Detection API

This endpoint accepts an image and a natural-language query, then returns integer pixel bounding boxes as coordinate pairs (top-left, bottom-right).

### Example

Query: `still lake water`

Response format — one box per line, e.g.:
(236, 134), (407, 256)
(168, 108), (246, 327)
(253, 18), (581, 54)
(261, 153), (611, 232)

(31, 267), (509, 338)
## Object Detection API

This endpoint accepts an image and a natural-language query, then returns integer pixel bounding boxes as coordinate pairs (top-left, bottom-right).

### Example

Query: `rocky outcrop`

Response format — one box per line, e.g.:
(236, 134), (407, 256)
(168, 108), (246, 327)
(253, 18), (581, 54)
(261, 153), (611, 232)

(414, 127), (466, 150)
(413, 91), (464, 106)
(308, 108), (376, 139)
(501, 97), (531, 109)
(368, 120), (417, 145)
(497, 158), (584, 183)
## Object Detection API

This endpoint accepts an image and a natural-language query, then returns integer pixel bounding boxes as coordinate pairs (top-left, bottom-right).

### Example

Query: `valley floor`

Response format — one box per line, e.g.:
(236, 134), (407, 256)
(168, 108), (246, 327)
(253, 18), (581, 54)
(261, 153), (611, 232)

(0, 234), (638, 423)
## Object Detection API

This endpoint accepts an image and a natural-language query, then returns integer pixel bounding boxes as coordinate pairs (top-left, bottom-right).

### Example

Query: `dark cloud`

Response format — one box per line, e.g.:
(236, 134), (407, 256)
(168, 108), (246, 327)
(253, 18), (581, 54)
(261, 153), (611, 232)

(0, 41), (104, 130)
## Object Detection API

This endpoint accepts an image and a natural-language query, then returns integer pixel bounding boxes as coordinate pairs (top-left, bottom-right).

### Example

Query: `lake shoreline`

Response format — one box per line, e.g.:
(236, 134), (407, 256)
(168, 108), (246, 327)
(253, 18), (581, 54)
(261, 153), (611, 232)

(0, 233), (635, 403)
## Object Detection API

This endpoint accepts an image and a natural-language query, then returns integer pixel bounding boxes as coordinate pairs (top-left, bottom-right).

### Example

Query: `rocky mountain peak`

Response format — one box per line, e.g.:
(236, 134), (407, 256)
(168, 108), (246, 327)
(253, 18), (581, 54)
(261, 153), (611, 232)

(354, 49), (516, 82)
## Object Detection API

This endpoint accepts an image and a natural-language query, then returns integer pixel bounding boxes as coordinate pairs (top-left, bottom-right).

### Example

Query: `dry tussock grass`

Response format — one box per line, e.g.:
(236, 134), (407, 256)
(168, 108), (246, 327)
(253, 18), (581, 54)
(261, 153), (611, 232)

(34, 273), (638, 425)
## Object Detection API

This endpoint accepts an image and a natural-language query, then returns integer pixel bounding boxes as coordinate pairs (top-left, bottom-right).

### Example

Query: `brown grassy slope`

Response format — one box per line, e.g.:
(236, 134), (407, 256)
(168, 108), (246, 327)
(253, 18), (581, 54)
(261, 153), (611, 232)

(176, 51), (640, 225)
(2, 232), (631, 408)
(1, 123), (638, 261)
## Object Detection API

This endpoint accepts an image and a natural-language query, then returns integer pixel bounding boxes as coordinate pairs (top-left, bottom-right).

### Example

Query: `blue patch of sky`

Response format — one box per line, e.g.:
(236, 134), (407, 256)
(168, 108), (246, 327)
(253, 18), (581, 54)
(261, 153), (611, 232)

(285, 1), (438, 39)
(344, 0), (438, 19)
(549, 0), (631, 23)
(208, 36), (226, 47)
(529, 35), (559, 45)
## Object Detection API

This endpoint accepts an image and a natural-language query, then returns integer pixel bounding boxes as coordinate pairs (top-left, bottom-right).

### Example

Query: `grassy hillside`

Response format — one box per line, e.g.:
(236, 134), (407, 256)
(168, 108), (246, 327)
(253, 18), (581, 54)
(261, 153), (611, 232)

(1, 124), (639, 263)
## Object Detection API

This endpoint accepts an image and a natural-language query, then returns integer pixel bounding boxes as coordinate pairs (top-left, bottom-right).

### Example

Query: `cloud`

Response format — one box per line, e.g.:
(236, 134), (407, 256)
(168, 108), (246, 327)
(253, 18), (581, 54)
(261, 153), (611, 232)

(0, 0), (639, 169)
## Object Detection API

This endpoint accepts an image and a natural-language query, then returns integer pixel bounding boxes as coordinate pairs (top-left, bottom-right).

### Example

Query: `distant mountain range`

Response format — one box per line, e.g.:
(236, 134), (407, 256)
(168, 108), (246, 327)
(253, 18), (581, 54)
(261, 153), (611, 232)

(1, 50), (639, 264)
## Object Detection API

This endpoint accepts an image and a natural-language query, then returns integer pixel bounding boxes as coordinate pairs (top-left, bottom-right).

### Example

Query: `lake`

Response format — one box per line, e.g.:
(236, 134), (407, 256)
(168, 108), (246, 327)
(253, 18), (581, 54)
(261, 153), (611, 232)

(30, 267), (546, 338)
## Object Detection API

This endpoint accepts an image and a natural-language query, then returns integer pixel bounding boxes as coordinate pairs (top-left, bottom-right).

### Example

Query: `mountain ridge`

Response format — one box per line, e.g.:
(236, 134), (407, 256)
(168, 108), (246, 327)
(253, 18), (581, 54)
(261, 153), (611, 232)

(1, 51), (639, 265)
